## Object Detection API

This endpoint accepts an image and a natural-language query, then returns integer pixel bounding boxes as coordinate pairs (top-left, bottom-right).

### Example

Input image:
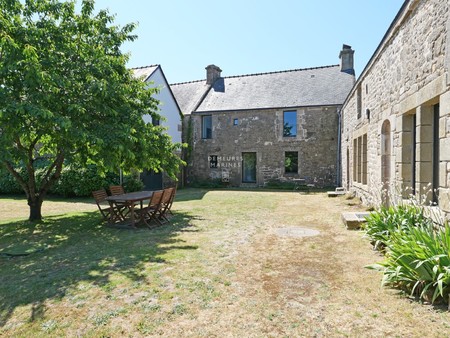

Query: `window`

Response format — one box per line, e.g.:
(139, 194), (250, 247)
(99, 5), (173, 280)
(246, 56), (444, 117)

(202, 115), (212, 139)
(283, 111), (297, 137)
(285, 152), (298, 174)
(152, 117), (160, 126)
(233, 118), (238, 125)
(353, 134), (367, 184)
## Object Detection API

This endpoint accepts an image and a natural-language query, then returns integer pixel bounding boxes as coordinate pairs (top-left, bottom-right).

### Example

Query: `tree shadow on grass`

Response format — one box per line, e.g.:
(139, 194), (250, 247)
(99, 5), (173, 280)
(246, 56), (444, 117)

(0, 210), (197, 327)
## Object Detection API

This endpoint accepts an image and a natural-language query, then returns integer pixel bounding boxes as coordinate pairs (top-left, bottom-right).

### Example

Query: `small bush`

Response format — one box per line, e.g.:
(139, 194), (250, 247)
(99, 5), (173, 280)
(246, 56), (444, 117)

(123, 175), (144, 192)
(265, 179), (296, 190)
(188, 178), (225, 189)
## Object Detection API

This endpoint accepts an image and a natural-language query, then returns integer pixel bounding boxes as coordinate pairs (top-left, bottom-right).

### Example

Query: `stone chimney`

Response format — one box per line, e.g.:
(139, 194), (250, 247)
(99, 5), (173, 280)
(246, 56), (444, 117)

(339, 44), (355, 75)
(206, 64), (222, 84)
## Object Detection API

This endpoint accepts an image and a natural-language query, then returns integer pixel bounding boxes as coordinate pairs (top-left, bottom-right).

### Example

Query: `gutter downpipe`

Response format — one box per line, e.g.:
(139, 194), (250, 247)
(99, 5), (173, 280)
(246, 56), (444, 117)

(336, 108), (342, 187)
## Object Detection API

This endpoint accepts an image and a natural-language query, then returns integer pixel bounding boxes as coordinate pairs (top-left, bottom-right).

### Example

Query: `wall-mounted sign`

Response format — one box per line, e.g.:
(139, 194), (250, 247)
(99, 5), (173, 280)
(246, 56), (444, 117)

(209, 155), (243, 169)
(209, 155), (218, 168)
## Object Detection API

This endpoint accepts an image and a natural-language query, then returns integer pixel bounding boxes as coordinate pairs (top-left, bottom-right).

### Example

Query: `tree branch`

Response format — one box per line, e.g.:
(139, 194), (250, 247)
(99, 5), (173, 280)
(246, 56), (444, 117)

(39, 149), (65, 198)
(3, 161), (30, 197)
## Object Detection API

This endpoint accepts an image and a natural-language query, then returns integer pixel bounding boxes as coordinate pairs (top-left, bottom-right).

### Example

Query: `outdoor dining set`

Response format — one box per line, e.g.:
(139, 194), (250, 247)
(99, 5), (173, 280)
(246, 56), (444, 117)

(92, 185), (176, 229)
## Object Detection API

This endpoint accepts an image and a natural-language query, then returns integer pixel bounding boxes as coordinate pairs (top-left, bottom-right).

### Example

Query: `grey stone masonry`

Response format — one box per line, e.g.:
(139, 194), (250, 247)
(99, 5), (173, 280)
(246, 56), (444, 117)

(341, 0), (450, 216)
(186, 106), (340, 187)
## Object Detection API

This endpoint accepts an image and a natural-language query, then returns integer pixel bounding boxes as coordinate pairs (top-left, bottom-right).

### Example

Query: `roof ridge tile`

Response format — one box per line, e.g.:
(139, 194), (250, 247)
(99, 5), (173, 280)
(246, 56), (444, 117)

(131, 64), (160, 70)
(224, 64), (339, 79)
(171, 79), (207, 86)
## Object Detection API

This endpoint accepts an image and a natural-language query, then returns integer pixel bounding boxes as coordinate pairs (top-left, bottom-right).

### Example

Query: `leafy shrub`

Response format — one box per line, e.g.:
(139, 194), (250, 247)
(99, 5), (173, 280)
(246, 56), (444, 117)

(50, 165), (120, 197)
(123, 175), (144, 192)
(0, 167), (23, 194)
(0, 164), (130, 197)
(367, 222), (450, 304)
(265, 179), (296, 190)
(188, 178), (225, 189)
(363, 205), (431, 251)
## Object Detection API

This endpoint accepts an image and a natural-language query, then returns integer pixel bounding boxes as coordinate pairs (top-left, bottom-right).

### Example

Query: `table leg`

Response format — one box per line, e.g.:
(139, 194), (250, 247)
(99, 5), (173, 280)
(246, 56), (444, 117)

(129, 201), (137, 228)
(108, 201), (115, 224)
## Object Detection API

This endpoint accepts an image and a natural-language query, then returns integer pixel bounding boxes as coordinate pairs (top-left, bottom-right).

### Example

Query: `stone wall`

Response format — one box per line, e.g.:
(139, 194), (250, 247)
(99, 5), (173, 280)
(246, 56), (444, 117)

(185, 106), (340, 187)
(341, 0), (450, 213)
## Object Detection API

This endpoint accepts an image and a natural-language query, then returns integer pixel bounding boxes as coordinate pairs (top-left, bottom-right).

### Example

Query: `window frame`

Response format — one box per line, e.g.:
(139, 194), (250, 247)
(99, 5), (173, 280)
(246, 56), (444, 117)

(283, 110), (297, 137)
(284, 151), (299, 174)
(201, 115), (212, 139)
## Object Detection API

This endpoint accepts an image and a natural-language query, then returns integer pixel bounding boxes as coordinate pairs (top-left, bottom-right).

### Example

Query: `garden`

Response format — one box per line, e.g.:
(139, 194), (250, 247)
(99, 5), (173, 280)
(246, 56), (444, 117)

(1, 189), (450, 337)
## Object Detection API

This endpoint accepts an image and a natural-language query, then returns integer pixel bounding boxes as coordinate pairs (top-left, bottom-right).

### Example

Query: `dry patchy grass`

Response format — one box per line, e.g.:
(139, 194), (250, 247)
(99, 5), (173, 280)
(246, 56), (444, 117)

(1, 189), (449, 337)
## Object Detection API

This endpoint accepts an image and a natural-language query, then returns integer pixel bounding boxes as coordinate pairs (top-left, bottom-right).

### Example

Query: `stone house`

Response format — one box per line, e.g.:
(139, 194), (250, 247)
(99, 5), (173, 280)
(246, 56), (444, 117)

(172, 47), (355, 187)
(132, 65), (183, 189)
(341, 0), (450, 215)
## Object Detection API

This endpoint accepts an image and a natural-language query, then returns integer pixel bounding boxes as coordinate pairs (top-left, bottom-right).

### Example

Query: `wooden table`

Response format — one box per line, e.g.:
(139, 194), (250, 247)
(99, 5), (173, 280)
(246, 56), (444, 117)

(106, 191), (154, 227)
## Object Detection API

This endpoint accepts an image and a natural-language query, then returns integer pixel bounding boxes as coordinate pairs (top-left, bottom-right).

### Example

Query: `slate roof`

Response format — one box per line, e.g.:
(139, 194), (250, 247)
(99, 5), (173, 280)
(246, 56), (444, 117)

(131, 65), (159, 82)
(170, 80), (211, 116)
(171, 65), (355, 115)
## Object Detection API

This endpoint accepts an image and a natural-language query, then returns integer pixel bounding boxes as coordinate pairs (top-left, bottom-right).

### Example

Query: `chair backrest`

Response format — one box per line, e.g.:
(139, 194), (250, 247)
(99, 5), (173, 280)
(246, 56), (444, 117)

(110, 185), (125, 196)
(92, 189), (108, 204)
(168, 186), (177, 206)
(148, 190), (164, 208)
(161, 187), (174, 205)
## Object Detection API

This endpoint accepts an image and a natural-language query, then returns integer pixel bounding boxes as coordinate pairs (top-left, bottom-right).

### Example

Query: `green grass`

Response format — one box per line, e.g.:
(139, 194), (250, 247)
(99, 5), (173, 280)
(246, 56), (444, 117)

(0, 190), (202, 336)
(2, 189), (450, 337)
(0, 188), (277, 336)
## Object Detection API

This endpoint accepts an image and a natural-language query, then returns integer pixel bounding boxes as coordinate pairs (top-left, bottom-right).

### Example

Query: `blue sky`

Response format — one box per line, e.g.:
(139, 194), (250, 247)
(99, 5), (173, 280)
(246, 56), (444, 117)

(91, 0), (405, 84)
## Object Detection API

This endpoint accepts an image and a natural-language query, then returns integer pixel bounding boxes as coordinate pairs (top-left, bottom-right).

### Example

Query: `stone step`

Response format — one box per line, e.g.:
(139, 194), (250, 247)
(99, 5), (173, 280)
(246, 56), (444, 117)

(341, 212), (371, 230)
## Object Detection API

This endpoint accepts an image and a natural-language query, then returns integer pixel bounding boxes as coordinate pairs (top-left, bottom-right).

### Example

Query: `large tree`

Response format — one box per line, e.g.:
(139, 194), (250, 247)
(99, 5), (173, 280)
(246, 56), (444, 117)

(0, 0), (184, 221)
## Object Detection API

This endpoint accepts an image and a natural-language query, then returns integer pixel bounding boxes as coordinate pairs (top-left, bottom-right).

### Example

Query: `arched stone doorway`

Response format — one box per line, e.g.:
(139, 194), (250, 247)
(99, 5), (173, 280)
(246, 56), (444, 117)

(381, 120), (391, 206)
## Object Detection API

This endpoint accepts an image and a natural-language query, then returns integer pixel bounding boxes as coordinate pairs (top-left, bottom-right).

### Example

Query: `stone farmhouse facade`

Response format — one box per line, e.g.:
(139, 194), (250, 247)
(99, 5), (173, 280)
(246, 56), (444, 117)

(171, 47), (355, 187)
(341, 0), (450, 214)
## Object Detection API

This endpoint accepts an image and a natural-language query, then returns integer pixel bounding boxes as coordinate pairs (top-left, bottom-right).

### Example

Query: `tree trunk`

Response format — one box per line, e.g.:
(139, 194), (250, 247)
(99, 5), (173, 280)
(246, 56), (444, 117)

(28, 196), (43, 222)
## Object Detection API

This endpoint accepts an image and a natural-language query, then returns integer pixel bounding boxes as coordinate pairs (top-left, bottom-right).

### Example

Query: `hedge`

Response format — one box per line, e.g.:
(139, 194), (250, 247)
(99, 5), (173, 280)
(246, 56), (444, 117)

(0, 164), (143, 197)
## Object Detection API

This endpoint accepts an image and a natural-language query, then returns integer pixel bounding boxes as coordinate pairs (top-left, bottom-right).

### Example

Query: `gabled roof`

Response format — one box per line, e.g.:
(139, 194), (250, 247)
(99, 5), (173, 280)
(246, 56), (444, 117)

(131, 65), (159, 82)
(171, 65), (355, 114)
(131, 64), (183, 119)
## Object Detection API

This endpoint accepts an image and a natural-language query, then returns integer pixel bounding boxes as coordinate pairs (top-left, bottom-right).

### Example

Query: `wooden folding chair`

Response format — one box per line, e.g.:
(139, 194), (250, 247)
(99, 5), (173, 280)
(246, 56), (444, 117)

(109, 185), (133, 219)
(166, 186), (177, 216)
(138, 190), (164, 228)
(158, 188), (174, 223)
(92, 189), (124, 223)
(109, 185), (125, 196)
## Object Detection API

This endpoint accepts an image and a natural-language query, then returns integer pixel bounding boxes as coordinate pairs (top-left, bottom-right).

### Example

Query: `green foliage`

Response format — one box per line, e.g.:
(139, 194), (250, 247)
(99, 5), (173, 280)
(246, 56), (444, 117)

(367, 222), (450, 304)
(49, 165), (118, 197)
(122, 174), (144, 193)
(0, 0), (184, 219)
(265, 179), (296, 190)
(0, 167), (24, 194)
(188, 178), (225, 189)
(365, 204), (450, 304)
(0, 164), (144, 197)
(363, 205), (431, 251)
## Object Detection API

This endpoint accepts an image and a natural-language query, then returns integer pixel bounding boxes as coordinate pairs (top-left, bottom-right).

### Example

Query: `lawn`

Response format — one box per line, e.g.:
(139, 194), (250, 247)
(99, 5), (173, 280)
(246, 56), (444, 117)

(1, 189), (450, 337)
